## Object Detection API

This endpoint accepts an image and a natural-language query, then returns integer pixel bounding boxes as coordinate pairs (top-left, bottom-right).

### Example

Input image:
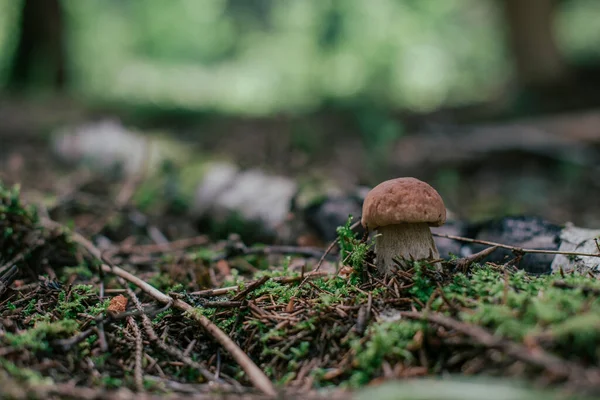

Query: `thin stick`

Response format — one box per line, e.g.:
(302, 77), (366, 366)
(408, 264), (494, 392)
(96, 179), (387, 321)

(400, 310), (600, 384)
(452, 246), (498, 272)
(122, 280), (215, 383)
(41, 218), (276, 397)
(433, 232), (600, 258)
(127, 316), (144, 392)
(298, 240), (338, 289)
(190, 272), (330, 298)
(232, 276), (270, 302)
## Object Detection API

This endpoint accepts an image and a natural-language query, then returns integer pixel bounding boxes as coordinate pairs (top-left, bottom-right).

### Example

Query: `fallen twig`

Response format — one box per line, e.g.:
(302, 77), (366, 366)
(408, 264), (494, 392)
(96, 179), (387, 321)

(0, 265), (19, 297)
(190, 272), (331, 298)
(552, 280), (600, 296)
(400, 310), (600, 386)
(232, 276), (270, 302)
(121, 279), (215, 383)
(41, 217), (277, 397)
(127, 316), (145, 392)
(450, 246), (499, 272)
(297, 240), (338, 290)
(433, 232), (600, 258)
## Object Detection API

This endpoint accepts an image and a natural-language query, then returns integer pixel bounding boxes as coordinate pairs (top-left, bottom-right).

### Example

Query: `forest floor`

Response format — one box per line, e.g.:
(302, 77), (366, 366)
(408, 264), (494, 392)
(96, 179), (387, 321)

(2, 99), (600, 399)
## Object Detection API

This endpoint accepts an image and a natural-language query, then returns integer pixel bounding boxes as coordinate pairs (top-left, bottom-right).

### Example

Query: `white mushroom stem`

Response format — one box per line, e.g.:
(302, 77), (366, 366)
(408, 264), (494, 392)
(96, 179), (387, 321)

(375, 223), (440, 274)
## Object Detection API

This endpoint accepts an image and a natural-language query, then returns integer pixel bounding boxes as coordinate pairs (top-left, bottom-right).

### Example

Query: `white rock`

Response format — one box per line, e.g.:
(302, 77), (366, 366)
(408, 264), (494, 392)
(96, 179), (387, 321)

(51, 119), (189, 177)
(551, 223), (600, 274)
(215, 169), (297, 230)
(190, 162), (239, 216)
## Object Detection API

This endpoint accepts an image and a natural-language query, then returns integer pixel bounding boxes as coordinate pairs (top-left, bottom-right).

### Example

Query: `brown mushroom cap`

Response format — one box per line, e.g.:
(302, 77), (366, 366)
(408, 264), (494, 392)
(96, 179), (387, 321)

(361, 177), (446, 229)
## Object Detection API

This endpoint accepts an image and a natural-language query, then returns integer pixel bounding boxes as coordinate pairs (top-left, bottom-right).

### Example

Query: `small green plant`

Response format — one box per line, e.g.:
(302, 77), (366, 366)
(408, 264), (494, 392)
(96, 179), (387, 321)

(56, 284), (97, 319)
(336, 215), (373, 276)
(0, 358), (53, 385)
(3, 319), (79, 352)
(348, 320), (422, 387)
(408, 261), (436, 304)
(22, 299), (37, 316)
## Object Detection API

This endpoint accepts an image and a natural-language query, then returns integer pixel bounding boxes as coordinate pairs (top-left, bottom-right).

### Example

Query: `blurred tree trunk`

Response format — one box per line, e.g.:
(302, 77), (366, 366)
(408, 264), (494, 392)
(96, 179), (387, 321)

(7, 0), (66, 91)
(502, 0), (568, 89)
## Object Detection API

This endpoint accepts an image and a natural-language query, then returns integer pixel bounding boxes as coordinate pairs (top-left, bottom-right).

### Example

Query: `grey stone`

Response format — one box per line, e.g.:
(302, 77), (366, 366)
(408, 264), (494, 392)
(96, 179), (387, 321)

(192, 166), (298, 240)
(551, 224), (600, 274)
(51, 119), (190, 177)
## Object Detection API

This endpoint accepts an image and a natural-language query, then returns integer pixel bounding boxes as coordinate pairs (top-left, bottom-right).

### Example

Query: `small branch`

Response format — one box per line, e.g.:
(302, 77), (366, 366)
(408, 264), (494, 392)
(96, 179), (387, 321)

(552, 280), (600, 296)
(297, 240), (338, 289)
(173, 298), (276, 396)
(53, 327), (97, 351)
(41, 217), (277, 397)
(0, 265), (19, 297)
(127, 316), (144, 393)
(190, 272), (331, 298)
(450, 246), (499, 272)
(121, 282), (215, 384)
(433, 232), (600, 258)
(232, 276), (270, 302)
(400, 310), (600, 385)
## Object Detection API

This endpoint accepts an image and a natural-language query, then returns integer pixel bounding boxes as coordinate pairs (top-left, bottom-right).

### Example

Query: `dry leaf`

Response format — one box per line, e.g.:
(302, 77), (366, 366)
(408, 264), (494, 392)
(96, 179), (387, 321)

(107, 294), (128, 313)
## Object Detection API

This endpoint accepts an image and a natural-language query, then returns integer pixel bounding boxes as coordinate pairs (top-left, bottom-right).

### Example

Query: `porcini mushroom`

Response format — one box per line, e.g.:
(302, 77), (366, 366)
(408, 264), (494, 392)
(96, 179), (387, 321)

(361, 177), (446, 274)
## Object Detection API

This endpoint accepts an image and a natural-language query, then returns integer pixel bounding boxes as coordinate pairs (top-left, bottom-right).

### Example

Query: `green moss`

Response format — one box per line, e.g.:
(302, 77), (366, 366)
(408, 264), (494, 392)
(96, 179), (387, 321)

(88, 298), (111, 316)
(336, 215), (373, 277)
(0, 358), (53, 385)
(147, 272), (176, 292)
(56, 285), (97, 319)
(347, 320), (422, 387)
(254, 280), (297, 304)
(438, 265), (600, 365)
(152, 309), (173, 324)
(60, 264), (94, 280)
(22, 299), (37, 317)
(4, 319), (79, 351)
(408, 262), (437, 304)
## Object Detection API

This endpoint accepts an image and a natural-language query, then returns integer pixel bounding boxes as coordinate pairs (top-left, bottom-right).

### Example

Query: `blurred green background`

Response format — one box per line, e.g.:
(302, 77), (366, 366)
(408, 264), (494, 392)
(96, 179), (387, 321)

(2, 0), (600, 114)
(2, 0), (600, 227)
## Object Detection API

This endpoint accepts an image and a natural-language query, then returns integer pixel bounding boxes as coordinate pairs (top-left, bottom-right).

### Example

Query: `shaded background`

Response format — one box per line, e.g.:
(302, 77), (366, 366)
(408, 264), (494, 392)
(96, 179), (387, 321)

(1, 0), (600, 227)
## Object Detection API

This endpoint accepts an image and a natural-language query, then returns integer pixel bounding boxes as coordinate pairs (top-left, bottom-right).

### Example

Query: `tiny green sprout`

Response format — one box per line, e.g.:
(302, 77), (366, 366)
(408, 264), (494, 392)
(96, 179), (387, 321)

(56, 285), (97, 319)
(282, 256), (291, 274)
(223, 268), (242, 287)
(4, 319), (79, 351)
(153, 309), (173, 324)
(408, 261), (436, 304)
(22, 299), (37, 316)
(0, 358), (53, 385)
(290, 341), (310, 359)
(336, 215), (373, 277)
(169, 283), (185, 293)
(87, 298), (111, 317)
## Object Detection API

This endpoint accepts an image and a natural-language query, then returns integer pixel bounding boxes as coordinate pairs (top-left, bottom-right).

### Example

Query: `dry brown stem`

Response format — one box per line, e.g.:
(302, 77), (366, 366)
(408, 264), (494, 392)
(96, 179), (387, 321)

(41, 217), (277, 397)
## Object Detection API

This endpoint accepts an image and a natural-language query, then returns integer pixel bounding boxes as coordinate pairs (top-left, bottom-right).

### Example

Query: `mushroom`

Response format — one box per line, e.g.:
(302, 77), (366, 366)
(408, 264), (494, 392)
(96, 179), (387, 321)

(361, 177), (446, 274)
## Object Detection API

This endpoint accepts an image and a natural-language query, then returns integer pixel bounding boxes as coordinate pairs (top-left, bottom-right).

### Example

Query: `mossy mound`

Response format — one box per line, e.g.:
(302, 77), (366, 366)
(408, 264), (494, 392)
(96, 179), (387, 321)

(0, 183), (77, 286)
(1, 181), (600, 399)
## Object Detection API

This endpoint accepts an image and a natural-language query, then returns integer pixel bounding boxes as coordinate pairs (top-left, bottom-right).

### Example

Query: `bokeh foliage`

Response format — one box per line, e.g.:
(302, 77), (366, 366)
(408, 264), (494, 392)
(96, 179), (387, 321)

(0, 0), (600, 114)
